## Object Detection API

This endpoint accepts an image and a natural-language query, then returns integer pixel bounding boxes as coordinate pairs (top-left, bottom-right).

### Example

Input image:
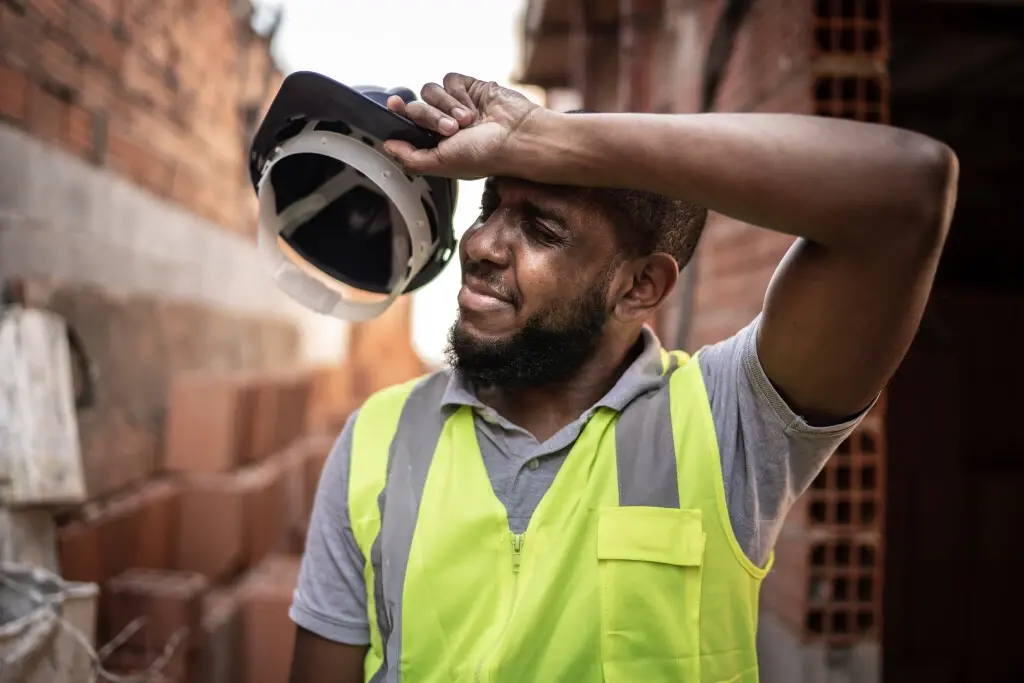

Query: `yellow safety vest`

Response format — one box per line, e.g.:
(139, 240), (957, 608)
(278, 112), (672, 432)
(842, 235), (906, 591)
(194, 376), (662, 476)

(348, 351), (770, 682)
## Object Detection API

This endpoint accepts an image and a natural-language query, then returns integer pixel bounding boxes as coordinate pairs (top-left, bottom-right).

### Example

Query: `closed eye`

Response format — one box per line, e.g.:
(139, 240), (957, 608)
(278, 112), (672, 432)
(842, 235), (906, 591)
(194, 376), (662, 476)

(519, 218), (569, 247)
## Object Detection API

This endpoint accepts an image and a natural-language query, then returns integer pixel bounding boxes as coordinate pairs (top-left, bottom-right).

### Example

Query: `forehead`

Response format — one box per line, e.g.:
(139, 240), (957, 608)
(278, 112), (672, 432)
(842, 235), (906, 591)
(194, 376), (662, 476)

(485, 177), (607, 229)
(485, 175), (565, 201)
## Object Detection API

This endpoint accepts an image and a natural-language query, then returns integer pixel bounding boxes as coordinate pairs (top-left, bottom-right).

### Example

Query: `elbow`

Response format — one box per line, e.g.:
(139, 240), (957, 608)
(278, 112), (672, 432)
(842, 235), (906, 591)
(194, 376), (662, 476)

(910, 139), (959, 250)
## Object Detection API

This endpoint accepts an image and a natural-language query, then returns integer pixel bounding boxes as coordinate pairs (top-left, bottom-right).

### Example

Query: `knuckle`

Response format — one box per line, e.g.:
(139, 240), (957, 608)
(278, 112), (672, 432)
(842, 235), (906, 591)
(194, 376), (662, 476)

(432, 147), (448, 168)
(409, 102), (446, 128)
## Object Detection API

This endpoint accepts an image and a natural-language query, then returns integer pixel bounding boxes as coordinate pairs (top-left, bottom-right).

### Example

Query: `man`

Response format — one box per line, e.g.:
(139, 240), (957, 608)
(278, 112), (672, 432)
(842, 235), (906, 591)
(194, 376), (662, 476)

(289, 74), (957, 683)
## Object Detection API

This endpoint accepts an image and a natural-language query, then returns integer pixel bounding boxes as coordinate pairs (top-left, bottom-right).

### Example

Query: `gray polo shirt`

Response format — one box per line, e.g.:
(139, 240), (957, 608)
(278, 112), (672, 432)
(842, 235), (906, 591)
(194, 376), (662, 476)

(291, 316), (867, 646)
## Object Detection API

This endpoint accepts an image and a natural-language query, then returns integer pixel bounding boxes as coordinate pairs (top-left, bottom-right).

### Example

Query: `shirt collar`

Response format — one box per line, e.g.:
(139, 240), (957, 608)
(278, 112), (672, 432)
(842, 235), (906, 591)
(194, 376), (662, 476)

(439, 326), (668, 414)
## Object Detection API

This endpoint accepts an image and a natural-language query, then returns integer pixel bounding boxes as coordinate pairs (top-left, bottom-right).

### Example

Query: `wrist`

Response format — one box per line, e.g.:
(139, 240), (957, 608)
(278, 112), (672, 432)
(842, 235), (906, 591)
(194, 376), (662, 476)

(502, 108), (571, 183)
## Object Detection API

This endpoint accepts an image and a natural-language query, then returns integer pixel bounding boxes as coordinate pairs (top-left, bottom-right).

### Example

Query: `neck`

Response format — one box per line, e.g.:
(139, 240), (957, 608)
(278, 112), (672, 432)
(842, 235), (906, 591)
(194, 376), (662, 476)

(476, 333), (644, 442)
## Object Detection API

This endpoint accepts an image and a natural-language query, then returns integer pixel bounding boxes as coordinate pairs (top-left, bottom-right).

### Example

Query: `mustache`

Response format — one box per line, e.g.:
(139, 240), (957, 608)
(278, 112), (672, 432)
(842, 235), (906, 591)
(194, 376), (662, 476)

(462, 260), (520, 308)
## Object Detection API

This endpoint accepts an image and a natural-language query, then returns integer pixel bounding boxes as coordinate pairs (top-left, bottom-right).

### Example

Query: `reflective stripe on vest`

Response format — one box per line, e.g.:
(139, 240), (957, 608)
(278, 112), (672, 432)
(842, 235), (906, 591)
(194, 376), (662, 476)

(349, 351), (770, 683)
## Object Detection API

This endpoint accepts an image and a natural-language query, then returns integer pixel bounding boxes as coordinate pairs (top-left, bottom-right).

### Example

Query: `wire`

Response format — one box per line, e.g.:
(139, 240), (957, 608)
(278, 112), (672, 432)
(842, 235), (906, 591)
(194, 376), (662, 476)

(0, 571), (189, 683)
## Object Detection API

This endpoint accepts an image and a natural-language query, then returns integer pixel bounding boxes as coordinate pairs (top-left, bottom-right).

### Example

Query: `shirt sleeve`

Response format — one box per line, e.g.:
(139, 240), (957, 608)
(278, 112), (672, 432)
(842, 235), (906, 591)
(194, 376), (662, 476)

(697, 316), (875, 567)
(289, 410), (372, 645)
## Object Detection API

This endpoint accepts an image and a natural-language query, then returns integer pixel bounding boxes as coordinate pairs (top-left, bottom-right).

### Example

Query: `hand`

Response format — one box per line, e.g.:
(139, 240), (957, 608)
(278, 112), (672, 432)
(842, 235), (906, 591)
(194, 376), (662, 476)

(382, 73), (540, 179)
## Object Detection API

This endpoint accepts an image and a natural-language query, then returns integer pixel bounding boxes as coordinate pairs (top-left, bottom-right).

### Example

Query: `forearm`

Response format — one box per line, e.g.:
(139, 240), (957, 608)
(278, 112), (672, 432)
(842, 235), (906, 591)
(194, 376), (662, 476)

(511, 110), (957, 249)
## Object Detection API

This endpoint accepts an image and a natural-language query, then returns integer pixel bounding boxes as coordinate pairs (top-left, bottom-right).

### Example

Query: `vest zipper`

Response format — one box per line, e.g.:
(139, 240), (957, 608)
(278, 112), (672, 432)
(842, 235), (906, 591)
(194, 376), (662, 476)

(476, 532), (526, 683)
(511, 532), (525, 586)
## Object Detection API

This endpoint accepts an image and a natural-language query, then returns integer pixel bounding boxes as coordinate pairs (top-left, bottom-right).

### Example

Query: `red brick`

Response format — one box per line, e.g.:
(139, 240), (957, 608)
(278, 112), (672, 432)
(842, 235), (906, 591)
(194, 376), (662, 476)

(164, 372), (252, 474)
(176, 475), (246, 582)
(106, 129), (174, 195)
(240, 458), (287, 568)
(199, 587), (242, 683)
(81, 0), (122, 25)
(56, 480), (179, 585)
(169, 164), (202, 208)
(26, 81), (64, 141)
(37, 30), (82, 93)
(132, 479), (182, 571)
(66, 4), (125, 73)
(63, 104), (94, 158)
(96, 495), (142, 582)
(245, 374), (282, 464)
(274, 372), (312, 453)
(132, 109), (189, 162)
(103, 568), (208, 665)
(106, 129), (143, 175)
(123, 50), (174, 110)
(28, 0), (69, 31)
(0, 3), (41, 70)
(78, 62), (117, 111)
(0, 64), (28, 120)
(176, 457), (287, 581)
(58, 516), (103, 584)
(240, 555), (302, 683)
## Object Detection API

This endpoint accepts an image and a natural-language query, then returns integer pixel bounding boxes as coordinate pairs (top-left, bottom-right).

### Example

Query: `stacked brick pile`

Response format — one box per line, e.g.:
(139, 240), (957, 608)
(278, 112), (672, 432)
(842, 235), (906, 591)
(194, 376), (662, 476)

(56, 364), (352, 683)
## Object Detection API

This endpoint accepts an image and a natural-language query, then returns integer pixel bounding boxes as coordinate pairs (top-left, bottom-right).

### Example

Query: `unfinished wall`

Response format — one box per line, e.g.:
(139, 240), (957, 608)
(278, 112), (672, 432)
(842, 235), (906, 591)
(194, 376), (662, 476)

(669, 0), (813, 349)
(0, 0), (350, 499)
(0, 0), (279, 233)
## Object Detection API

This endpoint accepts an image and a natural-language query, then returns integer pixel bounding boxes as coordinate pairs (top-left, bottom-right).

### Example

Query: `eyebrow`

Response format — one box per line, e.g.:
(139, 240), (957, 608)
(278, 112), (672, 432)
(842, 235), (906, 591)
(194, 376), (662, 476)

(484, 177), (571, 227)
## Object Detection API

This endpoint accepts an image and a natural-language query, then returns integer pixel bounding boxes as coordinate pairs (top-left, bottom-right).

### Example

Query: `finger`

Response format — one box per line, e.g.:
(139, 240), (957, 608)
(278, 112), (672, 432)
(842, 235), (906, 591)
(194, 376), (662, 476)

(421, 82), (475, 127)
(404, 100), (459, 136)
(382, 140), (443, 175)
(386, 95), (407, 117)
(442, 72), (479, 120)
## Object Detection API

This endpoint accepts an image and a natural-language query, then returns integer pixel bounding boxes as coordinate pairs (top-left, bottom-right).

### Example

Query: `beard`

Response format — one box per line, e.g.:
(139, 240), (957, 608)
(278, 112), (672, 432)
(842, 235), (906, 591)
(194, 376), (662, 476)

(445, 274), (612, 390)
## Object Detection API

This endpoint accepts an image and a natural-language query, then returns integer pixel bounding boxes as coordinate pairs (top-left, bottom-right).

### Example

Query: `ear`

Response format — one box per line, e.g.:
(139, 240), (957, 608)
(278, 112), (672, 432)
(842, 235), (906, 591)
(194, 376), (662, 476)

(611, 253), (679, 323)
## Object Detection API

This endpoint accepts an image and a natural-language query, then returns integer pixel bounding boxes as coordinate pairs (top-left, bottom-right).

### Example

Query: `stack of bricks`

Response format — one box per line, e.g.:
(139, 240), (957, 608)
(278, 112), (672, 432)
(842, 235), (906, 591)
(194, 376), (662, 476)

(55, 367), (345, 683)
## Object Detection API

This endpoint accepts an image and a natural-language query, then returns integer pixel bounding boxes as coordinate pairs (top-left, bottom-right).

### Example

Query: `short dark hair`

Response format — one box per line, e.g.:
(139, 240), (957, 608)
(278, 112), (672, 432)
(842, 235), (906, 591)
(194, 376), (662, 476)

(565, 110), (708, 270)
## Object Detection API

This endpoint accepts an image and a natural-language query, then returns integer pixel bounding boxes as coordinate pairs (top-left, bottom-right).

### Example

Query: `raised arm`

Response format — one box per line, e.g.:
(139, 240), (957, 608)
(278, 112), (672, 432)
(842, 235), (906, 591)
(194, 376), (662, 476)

(511, 111), (958, 422)
(384, 77), (958, 423)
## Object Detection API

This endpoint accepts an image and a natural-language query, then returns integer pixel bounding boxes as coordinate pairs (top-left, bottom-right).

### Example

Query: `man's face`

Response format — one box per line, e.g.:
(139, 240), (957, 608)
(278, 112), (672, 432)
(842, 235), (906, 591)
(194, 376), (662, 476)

(446, 177), (620, 388)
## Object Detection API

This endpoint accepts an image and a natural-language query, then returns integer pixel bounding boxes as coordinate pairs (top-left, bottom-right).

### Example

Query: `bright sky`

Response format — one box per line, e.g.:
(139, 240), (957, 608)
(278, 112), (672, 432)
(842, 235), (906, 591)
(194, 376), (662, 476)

(269, 0), (540, 366)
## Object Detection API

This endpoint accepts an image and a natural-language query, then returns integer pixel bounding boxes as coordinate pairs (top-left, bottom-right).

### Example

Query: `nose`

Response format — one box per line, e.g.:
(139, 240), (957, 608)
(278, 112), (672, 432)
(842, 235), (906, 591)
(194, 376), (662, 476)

(460, 214), (512, 270)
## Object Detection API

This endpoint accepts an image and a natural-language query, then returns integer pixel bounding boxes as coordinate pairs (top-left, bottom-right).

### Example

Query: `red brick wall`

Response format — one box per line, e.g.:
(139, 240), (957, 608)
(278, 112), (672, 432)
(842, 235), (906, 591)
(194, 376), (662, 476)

(0, 0), (280, 236)
(0, 0), (319, 501)
(680, 0), (813, 349)
(0, 0), (436, 502)
(569, 0), (811, 349)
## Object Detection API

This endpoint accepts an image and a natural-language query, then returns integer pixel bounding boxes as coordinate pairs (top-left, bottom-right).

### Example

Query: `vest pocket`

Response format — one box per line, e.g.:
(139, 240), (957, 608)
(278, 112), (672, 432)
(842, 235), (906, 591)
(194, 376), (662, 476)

(597, 506), (705, 682)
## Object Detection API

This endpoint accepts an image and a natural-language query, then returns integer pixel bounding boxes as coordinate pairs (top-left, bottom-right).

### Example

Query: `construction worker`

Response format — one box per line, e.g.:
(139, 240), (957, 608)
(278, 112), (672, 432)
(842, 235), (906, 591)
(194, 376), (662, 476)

(288, 74), (957, 682)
